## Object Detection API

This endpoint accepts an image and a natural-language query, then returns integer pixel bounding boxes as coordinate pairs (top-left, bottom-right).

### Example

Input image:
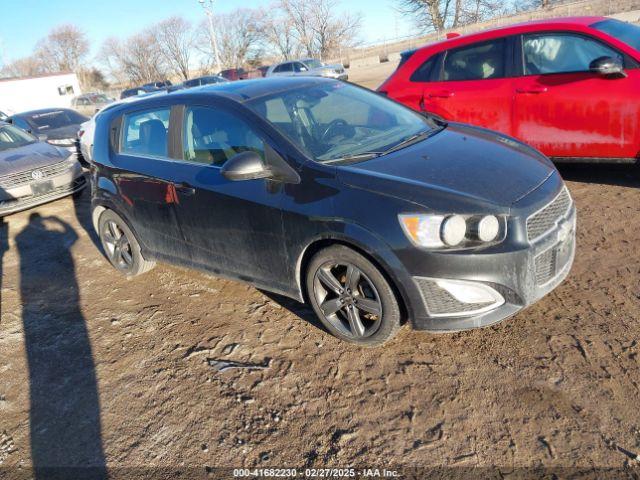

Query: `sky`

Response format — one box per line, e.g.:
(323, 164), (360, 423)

(0, 0), (416, 65)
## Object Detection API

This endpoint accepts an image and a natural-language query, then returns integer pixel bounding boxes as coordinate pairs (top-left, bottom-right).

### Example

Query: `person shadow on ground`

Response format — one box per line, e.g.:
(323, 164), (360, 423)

(15, 212), (107, 479)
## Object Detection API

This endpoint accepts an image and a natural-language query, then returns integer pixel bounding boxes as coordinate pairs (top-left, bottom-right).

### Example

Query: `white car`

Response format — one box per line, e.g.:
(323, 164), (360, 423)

(266, 58), (348, 81)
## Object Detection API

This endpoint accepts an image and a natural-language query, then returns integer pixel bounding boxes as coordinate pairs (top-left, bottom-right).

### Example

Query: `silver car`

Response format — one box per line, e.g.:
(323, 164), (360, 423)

(72, 93), (114, 117)
(0, 122), (85, 217)
(266, 58), (348, 81)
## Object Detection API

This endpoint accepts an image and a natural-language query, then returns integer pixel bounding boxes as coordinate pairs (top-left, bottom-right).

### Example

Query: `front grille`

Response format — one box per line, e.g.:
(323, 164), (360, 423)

(526, 187), (572, 242)
(0, 176), (85, 211)
(534, 234), (574, 286)
(0, 159), (73, 189)
(414, 278), (494, 315)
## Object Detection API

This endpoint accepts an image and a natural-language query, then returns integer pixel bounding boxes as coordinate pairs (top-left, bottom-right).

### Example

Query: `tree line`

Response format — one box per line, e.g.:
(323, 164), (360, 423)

(0, 0), (560, 88)
(0, 0), (362, 88)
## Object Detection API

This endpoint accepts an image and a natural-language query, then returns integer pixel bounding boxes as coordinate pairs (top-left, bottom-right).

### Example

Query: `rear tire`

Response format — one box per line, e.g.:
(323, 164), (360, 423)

(98, 210), (155, 277)
(305, 245), (402, 347)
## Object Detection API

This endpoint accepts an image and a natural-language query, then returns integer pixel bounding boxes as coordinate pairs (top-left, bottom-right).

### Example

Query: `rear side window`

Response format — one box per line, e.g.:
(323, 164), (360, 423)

(410, 55), (438, 82)
(183, 106), (265, 166)
(274, 63), (292, 73)
(522, 33), (622, 75)
(443, 39), (506, 81)
(121, 108), (170, 157)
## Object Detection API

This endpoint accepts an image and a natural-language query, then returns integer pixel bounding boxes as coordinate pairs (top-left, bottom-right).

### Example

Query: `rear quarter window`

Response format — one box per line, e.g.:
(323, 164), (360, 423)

(121, 108), (170, 158)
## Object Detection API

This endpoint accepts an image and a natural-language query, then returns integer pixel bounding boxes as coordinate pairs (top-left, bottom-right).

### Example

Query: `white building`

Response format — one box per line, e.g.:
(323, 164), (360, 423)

(0, 72), (82, 114)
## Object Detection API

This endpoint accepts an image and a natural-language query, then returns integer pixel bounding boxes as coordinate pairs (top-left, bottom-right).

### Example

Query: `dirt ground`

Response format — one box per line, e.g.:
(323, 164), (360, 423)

(1, 70), (640, 479)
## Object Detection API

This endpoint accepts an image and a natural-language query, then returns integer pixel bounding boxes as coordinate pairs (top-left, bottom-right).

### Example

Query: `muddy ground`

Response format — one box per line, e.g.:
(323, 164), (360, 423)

(1, 71), (640, 479)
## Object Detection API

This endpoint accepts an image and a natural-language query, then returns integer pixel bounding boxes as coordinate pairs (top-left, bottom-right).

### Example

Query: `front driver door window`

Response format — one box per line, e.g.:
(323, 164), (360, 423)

(512, 33), (635, 159)
(173, 105), (290, 289)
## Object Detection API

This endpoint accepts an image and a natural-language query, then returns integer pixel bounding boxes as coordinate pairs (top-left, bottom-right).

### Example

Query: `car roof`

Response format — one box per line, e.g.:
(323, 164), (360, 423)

(419, 16), (607, 50)
(135, 77), (332, 104)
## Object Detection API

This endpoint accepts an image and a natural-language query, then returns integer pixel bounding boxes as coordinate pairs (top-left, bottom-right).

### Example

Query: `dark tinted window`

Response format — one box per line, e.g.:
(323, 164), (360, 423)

(398, 49), (417, 70)
(274, 63), (292, 73)
(184, 79), (200, 87)
(11, 117), (32, 131)
(183, 106), (265, 166)
(293, 62), (307, 72)
(523, 33), (622, 75)
(121, 108), (170, 157)
(410, 55), (438, 82)
(25, 109), (88, 131)
(443, 39), (506, 81)
(592, 19), (640, 52)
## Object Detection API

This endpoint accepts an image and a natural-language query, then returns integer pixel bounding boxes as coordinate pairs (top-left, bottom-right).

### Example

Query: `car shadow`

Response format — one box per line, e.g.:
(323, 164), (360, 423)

(556, 163), (640, 188)
(258, 290), (330, 335)
(15, 212), (107, 479)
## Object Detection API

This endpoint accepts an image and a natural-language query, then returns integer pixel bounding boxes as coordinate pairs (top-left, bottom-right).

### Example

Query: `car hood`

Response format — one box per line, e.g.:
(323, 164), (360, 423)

(337, 123), (555, 210)
(0, 141), (70, 177)
(38, 124), (81, 140)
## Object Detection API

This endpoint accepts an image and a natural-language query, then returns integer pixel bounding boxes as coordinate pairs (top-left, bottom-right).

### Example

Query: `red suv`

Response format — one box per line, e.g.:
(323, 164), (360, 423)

(379, 17), (640, 162)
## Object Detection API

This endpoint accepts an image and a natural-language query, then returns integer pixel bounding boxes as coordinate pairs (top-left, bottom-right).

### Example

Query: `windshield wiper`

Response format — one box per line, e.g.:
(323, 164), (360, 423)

(323, 151), (385, 164)
(383, 127), (443, 155)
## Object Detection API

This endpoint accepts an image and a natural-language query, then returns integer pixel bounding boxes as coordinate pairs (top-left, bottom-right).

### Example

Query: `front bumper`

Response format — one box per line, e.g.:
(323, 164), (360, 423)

(0, 161), (86, 217)
(396, 182), (576, 332)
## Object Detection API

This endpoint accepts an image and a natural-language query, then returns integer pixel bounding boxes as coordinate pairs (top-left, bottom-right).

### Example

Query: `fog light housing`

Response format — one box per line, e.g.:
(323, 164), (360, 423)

(435, 279), (504, 305)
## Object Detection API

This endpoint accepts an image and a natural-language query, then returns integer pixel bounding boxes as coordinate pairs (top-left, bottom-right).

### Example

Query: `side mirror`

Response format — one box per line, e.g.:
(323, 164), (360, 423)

(221, 146), (301, 184)
(589, 56), (626, 77)
(221, 151), (273, 181)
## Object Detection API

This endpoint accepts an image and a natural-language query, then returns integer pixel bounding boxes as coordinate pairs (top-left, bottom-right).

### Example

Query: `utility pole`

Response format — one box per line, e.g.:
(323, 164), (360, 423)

(198, 0), (222, 73)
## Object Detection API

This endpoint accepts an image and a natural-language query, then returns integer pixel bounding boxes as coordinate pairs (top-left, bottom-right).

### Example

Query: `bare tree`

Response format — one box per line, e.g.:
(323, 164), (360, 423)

(34, 24), (90, 72)
(152, 16), (194, 80)
(99, 32), (168, 85)
(278, 0), (362, 60)
(0, 55), (46, 78)
(263, 11), (299, 60)
(396, 0), (454, 31)
(197, 8), (265, 70)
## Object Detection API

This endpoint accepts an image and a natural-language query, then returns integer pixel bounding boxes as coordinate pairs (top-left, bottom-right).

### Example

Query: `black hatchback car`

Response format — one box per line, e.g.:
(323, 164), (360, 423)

(91, 77), (576, 346)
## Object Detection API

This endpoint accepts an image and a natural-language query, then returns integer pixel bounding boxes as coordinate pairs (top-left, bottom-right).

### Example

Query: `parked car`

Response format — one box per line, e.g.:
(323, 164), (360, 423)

(219, 68), (248, 81)
(121, 84), (165, 99)
(0, 121), (85, 216)
(91, 77), (575, 346)
(266, 58), (348, 81)
(379, 16), (640, 163)
(8, 108), (89, 164)
(72, 93), (114, 116)
(143, 80), (172, 89)
(182, 75), (228, 89)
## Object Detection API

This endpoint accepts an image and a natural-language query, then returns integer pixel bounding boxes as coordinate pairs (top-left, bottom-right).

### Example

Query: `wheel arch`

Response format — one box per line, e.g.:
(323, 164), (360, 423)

(296, 235), (412, 325)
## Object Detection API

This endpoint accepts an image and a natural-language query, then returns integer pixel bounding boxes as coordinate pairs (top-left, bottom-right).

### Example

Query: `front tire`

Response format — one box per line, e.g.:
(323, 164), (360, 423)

(98, 210), (155, 277)
(305, 245), (402, 346)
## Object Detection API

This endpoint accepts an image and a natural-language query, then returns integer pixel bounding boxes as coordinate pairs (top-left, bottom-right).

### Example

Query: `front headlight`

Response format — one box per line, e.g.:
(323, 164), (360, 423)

(399, 214), (505, 249)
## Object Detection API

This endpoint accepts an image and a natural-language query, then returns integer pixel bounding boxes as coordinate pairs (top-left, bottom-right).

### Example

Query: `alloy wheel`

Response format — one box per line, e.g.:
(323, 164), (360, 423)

(102, 220), (134, 270)
(313, 262), (383, 338)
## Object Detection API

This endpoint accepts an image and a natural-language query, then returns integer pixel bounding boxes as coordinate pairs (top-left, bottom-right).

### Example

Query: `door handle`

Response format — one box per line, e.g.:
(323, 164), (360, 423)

(428, 90), (454, 98)
(515, 86), (548, 94)
(174, 182), (195, 196)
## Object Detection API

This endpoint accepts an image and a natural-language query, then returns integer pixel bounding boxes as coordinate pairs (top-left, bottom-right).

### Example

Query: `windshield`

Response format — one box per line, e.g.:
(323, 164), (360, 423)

(0, 124), (36, 151)
(246, 82), (439, 163)
(592, 19), (640, 52)
(25, 110), (88, 131)
(304, 59), (323, 69)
